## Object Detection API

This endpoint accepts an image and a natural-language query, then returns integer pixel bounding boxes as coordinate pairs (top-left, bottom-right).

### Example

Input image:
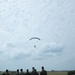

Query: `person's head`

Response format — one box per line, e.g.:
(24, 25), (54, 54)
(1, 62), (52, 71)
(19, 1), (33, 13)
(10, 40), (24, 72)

(17, 69), (19, 72)
(41, 66), (44, 71)
(26, 69), (29, 72)
(34, 69), (37, 72)
(20, 69), (23, 72)
(32, 67), (35, 71)
(6, 69), (8, 73)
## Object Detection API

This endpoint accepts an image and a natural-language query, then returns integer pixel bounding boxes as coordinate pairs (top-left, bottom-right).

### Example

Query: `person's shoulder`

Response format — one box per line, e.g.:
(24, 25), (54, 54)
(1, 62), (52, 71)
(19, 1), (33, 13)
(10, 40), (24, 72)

(31, 71), (34, 73)
(42, 70), (47, 74)
(44, 70), (47, 72)
(20, 73), (25, 75)
(26, 72), (31, 75)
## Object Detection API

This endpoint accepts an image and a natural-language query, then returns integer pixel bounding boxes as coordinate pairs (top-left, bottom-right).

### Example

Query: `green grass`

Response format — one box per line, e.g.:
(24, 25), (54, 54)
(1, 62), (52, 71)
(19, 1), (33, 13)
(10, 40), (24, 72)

(47, 71), (67, 75)
(0, 71), (68, 75)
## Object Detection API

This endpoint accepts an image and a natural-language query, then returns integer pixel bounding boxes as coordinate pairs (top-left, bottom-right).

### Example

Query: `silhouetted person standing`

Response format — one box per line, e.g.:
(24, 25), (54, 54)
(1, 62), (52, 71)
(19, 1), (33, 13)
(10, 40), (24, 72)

(31, 67), (35, 75)
(20, 69), (25, 75)
(2, 69), (10, 75)
(40, 67), (47, 75)
(16, 69), (20, 75)
(31, 67), (38, 75)
(25, 69), (31, 75)
(34, 69), (38, 75)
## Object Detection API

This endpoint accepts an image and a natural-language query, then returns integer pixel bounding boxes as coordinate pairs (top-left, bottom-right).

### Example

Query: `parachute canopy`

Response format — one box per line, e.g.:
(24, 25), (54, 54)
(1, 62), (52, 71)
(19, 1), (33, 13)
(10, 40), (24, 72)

(29, 37), (41, 40)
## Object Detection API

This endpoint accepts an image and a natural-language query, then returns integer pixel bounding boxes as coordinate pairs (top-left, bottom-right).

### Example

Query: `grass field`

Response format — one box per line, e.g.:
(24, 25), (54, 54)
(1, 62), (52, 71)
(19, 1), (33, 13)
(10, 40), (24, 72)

(0, 71), (68, 75)
(47, 71), (67, 75)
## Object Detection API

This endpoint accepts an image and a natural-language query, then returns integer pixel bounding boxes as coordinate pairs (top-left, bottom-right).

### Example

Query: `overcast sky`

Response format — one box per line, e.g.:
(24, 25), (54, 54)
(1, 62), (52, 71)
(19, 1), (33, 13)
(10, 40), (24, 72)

(0, 0), (75, 71)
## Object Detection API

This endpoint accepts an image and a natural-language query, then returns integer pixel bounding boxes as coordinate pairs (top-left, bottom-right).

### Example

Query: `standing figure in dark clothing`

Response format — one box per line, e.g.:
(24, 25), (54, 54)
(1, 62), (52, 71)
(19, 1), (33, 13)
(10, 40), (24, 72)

(34, 69), (38, 75)
(20, 69), (25, 75)
(16, 69), (20, 75)
(25, 69), (31, 75)
(40, 66), (47, 75)
(31, 67), (35, 75)
(31, 67), (38, 75)
(2, 69), (10, 75)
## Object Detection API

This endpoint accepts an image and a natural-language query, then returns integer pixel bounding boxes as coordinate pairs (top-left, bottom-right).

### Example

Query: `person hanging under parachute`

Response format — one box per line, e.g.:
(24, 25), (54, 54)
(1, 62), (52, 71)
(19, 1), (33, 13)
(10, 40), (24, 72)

(29, 37), (41, 48)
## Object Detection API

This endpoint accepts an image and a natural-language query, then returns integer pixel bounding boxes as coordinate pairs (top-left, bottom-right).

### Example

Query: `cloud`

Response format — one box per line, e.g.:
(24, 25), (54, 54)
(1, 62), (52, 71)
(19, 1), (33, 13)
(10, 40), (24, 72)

(0, 0), (66, 61)
(30, 42), (65, 60)
(0, 41), (64, 61)
(0, 41), (31, 60)
(9, 48), (31, 59)
(0, 0), (8, 3)
(42, 42), (64, 53)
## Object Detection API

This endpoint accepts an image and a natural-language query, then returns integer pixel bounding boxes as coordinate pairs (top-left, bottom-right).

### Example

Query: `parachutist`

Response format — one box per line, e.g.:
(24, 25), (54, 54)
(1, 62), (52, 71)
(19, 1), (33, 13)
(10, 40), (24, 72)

(34, 45), (36, 48)
(29, 37), (41, 48)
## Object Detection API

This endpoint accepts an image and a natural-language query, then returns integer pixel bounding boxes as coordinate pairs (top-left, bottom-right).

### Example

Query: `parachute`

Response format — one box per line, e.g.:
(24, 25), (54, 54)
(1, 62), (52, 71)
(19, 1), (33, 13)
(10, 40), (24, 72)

(29, 37), (41, 40)
(29, 37), (41, 48)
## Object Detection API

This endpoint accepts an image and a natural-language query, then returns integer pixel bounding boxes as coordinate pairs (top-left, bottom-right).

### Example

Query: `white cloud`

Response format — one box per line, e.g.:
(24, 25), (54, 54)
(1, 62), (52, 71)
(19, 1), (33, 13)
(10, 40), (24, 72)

(9, 48), (31, 59)
(0, 0), (8, 3)
(0, 41), (64, 60)
(30, 42), (65, 60)
(0, 41), (31, 60)
(42, 42), (64, 53)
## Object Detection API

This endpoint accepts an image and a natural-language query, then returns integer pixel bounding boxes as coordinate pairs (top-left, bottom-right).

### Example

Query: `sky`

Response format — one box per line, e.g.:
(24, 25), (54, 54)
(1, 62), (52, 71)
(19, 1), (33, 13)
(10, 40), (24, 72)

(0, 0), (75, 71)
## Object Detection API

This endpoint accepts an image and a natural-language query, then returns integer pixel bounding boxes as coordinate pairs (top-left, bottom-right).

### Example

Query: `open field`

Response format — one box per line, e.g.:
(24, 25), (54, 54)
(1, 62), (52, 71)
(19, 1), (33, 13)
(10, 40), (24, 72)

(47, 71), (67, 75)
(0, 71), (68, 75)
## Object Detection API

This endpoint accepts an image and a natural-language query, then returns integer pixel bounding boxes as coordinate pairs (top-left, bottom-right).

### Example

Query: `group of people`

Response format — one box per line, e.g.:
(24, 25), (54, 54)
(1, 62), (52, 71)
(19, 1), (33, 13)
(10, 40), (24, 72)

(2, 66), (47, 75)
